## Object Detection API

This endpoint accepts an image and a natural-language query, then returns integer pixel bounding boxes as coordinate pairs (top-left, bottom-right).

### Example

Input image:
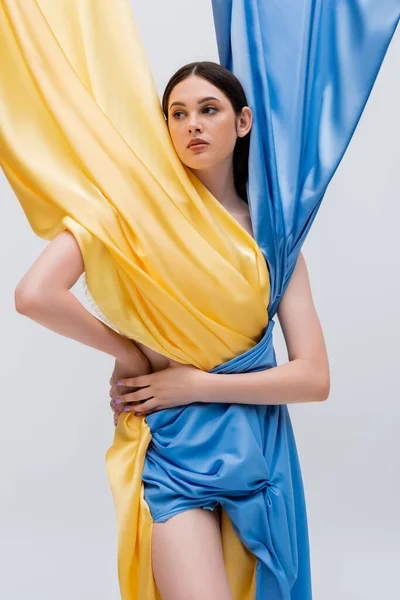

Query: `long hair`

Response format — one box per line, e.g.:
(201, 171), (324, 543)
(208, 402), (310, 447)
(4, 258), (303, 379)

(162, 61), (251, 204)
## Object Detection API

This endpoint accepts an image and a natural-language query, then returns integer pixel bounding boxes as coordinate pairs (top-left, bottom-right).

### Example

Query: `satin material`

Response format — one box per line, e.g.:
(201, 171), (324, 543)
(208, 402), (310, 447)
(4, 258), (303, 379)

(212, 0), (400, 319)
(0, 0), (270, 371)
(1, 1), (398, 599)
(142, 321), (312, 598)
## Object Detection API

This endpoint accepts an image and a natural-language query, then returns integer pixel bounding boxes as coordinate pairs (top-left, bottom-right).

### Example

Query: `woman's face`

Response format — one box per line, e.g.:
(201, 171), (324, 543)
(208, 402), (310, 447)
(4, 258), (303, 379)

(166, 75), (251, 170)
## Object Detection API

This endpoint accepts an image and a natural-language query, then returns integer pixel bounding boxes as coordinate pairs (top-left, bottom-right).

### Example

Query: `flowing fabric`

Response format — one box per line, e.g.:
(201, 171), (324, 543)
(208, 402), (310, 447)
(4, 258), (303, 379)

(0, 0), (270, 370)
(212, 0), (400, 319)
(1, 1), (398, 598)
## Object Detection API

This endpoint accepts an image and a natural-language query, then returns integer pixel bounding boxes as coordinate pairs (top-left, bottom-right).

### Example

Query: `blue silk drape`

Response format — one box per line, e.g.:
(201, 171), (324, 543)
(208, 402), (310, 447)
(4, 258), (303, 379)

(212, 0), (400, 319)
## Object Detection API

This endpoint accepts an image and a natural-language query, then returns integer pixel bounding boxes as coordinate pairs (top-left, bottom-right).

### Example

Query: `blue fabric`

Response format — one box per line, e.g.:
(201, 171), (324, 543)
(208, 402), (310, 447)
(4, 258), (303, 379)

(143, 3), (399, 598)
(143, 321), (313, 598)
(212, 0), (399, 318)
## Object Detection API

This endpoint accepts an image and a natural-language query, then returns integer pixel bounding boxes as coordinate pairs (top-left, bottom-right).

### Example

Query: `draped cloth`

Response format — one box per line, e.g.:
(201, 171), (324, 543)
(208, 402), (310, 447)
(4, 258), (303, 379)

(1, 1), (398, 598)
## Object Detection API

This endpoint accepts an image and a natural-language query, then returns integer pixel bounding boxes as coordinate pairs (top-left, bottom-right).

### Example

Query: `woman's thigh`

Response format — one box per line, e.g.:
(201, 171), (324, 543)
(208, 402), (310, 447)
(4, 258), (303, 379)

(151, 506), (233, 600)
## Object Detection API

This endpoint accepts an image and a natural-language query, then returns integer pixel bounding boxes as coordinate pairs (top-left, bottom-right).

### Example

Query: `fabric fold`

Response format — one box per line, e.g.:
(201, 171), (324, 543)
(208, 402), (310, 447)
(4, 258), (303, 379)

(0, 0), (270, 370)
(212, 0), (400, 317)
(1, 1), (398, 599)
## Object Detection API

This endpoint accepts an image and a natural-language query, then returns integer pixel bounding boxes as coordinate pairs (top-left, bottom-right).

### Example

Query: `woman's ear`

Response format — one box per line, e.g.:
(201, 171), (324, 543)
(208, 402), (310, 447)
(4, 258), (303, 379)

(237, 107), (252, 138)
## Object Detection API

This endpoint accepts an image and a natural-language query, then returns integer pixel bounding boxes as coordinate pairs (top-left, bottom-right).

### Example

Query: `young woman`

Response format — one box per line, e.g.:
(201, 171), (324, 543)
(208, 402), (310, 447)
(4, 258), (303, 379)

(15, 62), (329, 600)
(3, 3), (398, 599)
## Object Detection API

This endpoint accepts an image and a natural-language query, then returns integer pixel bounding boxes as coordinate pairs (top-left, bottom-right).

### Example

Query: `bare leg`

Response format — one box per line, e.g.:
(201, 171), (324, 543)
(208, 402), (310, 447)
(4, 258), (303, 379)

(151, 505), (233, 600)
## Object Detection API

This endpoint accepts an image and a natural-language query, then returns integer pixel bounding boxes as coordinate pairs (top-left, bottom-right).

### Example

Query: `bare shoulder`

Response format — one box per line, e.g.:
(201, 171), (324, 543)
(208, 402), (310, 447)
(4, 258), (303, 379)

(276, 251), (329, 366)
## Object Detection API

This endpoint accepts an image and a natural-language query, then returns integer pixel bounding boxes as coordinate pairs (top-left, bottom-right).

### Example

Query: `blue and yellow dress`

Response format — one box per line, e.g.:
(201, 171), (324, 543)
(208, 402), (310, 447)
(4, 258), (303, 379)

(1, 1), (398, 598)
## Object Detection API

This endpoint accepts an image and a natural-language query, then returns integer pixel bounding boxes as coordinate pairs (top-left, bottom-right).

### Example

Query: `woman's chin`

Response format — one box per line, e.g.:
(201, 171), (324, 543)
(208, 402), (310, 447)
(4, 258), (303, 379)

(184, 156), (215, 170)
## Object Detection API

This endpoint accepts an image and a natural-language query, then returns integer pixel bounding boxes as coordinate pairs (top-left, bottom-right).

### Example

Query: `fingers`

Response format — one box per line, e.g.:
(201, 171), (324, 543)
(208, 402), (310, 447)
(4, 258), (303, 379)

(111, 400), (125, 426)
(110, 398), (127, 414)
(132, 399), (159, 416)
(110, 397), (158, 420)
(110, 384), (143, 402)
(109, 382), (150, 426)
(109, 384), (120, 399)
(115, 389), (154, 404)
(110, 398), (143, 423)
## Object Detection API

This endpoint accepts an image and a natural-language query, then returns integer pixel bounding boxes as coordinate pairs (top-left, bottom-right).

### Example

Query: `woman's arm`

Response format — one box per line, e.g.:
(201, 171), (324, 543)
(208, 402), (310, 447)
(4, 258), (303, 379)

(14, 230), (150, 370)
(204, 252), (330, 405)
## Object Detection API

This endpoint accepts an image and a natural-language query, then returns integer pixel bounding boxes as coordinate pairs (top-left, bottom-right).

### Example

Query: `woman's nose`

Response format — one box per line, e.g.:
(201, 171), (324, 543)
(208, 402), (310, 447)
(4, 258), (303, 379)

(187, 117), (203, 133)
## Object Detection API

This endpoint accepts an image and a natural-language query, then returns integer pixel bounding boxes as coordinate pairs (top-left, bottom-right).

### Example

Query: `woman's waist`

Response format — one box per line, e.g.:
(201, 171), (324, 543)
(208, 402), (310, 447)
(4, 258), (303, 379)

(136, 318), (276, 375)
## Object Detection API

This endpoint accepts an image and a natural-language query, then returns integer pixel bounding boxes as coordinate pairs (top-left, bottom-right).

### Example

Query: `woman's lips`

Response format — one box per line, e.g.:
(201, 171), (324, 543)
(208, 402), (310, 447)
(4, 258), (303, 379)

(188, 143), (209, 151)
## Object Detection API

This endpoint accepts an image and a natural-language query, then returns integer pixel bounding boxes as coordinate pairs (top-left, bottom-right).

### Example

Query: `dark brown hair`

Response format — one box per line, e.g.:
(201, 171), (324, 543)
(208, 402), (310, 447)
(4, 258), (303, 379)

(162, 61), (251, 204)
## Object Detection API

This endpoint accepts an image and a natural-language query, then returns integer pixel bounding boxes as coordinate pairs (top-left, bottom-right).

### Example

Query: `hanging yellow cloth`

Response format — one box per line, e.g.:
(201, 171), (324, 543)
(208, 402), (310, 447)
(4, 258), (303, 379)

(0, 0), (269, 370)
(0, 1), (269, 597)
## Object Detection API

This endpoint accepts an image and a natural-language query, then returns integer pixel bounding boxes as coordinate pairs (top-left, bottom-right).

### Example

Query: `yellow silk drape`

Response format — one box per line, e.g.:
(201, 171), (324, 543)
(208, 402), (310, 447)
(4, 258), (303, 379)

(0, 1), (269, 597)
(0, 0), (270, 371)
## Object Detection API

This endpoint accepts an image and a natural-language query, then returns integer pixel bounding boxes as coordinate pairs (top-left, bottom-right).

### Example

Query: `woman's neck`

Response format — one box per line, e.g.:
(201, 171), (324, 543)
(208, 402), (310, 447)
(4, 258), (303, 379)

(190, 157), (245, 211)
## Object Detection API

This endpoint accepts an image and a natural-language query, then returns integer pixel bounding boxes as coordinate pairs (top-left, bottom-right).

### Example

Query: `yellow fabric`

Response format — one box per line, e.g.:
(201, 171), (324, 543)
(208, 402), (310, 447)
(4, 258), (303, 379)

(0, 1), (269, 597)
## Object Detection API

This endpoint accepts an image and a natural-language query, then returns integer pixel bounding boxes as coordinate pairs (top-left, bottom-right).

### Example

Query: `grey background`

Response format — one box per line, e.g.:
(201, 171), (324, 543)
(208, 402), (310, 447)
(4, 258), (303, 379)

(0, 2), (399, 598)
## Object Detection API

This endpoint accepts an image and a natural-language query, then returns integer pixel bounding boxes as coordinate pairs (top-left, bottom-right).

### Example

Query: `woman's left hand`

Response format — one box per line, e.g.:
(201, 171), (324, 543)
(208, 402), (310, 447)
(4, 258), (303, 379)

(111, 361), (213, 418)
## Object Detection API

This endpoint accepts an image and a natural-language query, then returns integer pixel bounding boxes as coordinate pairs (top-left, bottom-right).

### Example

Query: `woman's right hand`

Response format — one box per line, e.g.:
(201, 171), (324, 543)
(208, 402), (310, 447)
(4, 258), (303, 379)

(109, 356), (151, 426)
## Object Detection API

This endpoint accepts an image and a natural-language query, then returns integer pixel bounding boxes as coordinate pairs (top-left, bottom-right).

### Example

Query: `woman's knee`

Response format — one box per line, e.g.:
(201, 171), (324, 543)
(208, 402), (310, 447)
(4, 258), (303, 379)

(151, 507), (232, 600)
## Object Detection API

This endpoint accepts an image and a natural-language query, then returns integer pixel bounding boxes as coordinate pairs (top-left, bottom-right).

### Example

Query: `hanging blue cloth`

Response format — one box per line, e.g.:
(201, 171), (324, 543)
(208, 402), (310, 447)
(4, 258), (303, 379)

(143, 2), (399, 598)
(212, 0), (399, 319)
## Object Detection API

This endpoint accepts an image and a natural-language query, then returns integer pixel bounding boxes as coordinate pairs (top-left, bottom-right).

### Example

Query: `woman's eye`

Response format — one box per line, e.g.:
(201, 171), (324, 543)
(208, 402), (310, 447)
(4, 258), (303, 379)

(172, 106), (217, 119)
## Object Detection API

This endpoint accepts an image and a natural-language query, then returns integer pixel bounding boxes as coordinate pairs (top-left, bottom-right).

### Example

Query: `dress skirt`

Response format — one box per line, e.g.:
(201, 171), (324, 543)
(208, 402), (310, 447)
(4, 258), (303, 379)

(142, 321), (312, 599)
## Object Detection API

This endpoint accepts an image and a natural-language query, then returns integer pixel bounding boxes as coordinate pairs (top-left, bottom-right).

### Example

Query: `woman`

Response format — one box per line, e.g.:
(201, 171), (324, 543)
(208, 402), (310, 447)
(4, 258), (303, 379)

(2, 2), (398, 599)
(109, 62), (330, 409)
(107, 63), (331, 598)
(15, 62), (329, 599)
